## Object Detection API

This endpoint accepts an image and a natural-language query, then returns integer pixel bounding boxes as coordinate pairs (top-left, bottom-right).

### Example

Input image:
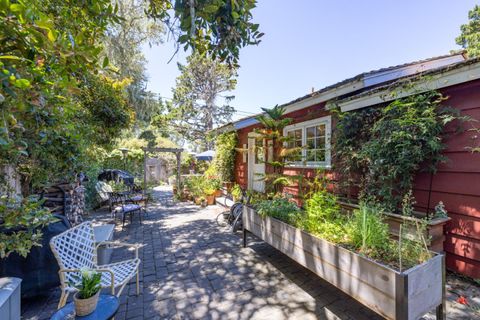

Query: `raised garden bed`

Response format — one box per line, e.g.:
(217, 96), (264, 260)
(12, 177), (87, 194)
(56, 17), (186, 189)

(243, 206), (446, 320)
(338, 201), (450, 253)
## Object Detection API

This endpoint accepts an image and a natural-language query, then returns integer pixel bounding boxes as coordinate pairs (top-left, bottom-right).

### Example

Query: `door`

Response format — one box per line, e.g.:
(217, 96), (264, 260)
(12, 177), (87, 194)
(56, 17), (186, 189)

(248, 133), (265, 192)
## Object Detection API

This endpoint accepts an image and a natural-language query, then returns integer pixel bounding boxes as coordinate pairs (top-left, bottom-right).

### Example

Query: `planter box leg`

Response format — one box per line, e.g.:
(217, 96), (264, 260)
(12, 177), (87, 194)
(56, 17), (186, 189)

(243, 229), (247, 248)
(436, 255), (447, 320)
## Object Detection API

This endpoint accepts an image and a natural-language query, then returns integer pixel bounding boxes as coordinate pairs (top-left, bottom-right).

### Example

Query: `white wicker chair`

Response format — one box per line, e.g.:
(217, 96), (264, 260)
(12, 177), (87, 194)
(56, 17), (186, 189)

(50, 221), (141, 309)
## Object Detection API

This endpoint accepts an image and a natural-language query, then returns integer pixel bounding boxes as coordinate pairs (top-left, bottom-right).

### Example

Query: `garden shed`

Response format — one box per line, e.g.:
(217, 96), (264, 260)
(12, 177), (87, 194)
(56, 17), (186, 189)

(217, 52), (480, 279)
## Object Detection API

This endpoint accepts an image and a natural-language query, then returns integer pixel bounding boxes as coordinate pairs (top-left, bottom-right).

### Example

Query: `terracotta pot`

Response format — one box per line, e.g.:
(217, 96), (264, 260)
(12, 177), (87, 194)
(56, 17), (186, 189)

(206, 195), (215, 205)
(74, 290), (100, 316)
(214, 189), (222, 197)
(194, 197), (202, 205)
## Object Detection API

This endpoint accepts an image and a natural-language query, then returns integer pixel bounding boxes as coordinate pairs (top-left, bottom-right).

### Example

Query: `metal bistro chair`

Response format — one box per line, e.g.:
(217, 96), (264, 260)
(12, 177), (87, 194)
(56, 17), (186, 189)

(50, 221), (141, 309)
(111, 192), (145, 228)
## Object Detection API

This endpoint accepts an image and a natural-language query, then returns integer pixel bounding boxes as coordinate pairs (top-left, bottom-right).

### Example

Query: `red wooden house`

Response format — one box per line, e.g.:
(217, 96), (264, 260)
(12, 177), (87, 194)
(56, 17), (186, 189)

(216, 52), (480, 279)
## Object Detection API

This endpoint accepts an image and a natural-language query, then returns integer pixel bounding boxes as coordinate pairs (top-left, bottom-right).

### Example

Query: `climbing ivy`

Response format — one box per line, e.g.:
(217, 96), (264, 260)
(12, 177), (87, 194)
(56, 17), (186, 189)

(334, 90), (460, 212)
(213, 131), (238, 182)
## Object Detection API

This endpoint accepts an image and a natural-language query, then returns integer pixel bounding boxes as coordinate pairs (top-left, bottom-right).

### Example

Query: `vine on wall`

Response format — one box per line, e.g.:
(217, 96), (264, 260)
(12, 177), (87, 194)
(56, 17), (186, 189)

(334, 90), (461, 212)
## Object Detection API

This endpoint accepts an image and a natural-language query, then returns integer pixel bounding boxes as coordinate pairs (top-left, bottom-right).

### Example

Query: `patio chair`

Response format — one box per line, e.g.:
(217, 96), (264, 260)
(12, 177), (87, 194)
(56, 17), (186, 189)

(50, 221), (141, 309)
(111, 193), (145, 227)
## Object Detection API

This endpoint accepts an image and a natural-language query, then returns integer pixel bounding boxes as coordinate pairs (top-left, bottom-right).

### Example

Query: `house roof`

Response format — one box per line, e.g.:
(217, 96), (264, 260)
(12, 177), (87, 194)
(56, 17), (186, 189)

(214, 51), (470, 132)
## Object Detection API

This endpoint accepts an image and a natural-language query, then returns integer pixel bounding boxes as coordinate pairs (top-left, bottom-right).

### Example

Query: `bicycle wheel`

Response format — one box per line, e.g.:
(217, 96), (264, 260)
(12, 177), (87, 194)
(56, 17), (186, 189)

(228, 202), (242, 225)
(216, 211), (230, 227)
(232, 204), (243, 232)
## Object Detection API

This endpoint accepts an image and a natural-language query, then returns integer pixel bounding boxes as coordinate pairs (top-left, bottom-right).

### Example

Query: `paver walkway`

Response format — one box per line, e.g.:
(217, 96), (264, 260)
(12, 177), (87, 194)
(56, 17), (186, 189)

(22, 186), (477, 319)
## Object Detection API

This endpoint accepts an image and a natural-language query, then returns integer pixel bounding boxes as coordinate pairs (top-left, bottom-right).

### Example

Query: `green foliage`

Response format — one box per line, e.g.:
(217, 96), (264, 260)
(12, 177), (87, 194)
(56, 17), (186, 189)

(213, 132), (238, 182)
(72, 269), (102, 299)
(346, 203), (391, 259)
(398, 219), (432, 271)
(302, 179), (346, 243)
(0, 0), (128, 190)
(335, 91), (457, 212)
(147, 0), (263, 66)
(231, 183), (242, 200)
(0, 195), (56, 258)
(256, 198), (302, 226)
(254, 105), (298, 194)
(183, 174), (220, 198)
(456, 5), (480, 57)
(160, 53), (237, 149)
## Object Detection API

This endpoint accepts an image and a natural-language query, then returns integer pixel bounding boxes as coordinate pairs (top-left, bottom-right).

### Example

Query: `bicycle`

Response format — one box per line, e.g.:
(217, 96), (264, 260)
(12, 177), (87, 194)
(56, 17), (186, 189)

(216, 188), (250, 232)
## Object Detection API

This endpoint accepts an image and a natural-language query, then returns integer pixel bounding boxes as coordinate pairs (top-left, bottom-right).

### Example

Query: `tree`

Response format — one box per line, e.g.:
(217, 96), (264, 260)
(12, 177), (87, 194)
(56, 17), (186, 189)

(147, 0), (263, 66)
(167, 54), (237, 149)
(103, 0), (165, 125)
(255, 105), (302, 195)
(456, 5), (480, 57)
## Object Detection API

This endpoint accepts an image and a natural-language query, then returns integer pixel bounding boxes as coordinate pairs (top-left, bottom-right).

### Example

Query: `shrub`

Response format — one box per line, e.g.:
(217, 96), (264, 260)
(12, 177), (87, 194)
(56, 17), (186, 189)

(214, 132), (238, 182)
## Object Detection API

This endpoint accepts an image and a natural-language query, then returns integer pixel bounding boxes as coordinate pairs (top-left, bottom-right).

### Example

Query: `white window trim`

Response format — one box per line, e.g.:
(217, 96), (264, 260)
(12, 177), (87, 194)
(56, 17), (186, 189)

(283, 116), (332, 169)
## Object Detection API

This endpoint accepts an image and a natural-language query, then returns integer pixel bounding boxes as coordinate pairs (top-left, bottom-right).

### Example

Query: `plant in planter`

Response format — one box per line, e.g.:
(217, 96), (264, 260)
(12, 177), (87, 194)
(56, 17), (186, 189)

(244, 198), (446, 319)
(71, 268), (102, 316)
(204, 188), (216, 205)
(199, 197), (207, 207)
(231, 184), (242, 202)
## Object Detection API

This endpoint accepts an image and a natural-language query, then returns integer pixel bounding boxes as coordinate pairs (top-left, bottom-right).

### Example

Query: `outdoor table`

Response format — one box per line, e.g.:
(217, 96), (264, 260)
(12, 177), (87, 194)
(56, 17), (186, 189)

(50, 294), (119, 320)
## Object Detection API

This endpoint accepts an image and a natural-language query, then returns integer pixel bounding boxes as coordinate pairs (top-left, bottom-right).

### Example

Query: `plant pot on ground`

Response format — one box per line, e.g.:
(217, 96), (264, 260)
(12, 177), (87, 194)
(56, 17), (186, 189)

(72, 269), (102, 316)
(206, 195), (215, 205)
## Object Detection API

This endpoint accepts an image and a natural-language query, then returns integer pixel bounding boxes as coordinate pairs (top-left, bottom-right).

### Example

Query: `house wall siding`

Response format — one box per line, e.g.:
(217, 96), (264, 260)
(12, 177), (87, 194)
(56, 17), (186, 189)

(233, 79), (480, 278)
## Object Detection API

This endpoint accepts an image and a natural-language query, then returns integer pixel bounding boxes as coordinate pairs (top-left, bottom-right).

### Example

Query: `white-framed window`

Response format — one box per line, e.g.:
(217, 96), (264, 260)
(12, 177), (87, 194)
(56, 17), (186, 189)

(283, 116), (332, 168)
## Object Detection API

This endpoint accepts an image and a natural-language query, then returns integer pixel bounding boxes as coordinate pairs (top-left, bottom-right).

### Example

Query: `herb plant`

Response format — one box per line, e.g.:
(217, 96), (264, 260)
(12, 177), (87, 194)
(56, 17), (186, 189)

(256, 198), (302, 226)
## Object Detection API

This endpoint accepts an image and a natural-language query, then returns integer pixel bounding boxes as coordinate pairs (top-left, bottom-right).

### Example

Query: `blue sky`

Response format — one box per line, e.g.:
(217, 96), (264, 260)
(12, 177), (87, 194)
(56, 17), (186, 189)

(143, 1), (478, 120)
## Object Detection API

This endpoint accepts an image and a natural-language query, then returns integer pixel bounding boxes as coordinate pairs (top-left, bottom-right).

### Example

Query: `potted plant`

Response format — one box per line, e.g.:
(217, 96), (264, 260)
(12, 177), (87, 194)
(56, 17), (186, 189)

(199, 197), (207, 207)
(204, 188), (216, 205)
(231, 184), (242, 202)
(71, 268), (102, 316)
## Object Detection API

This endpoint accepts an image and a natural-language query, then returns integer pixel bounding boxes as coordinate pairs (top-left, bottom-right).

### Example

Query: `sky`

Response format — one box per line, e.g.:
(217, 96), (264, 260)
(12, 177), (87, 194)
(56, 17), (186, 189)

(143, 0), (478, 120)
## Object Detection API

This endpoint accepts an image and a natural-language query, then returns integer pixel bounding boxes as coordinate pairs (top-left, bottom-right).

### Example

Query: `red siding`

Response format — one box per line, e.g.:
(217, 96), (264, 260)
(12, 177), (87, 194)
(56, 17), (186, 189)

(234, 79), (480, 278)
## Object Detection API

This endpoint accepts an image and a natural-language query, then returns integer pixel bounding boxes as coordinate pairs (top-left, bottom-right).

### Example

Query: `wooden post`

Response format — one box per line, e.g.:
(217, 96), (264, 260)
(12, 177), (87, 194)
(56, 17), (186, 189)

(436, 254), (446, 320)
(143, 149), (147, 197)
(243, 228), (247, 248)
(176, 152), (181, 191)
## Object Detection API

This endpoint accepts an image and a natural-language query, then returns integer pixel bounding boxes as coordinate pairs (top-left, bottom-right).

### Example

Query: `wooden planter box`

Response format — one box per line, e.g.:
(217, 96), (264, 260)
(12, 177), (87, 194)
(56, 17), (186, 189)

(338, 202), (450, 253)
(243, 206), (445, 320)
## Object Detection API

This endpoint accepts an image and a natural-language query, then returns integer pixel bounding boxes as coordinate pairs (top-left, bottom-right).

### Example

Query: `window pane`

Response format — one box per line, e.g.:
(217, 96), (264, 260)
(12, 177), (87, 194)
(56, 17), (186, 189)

(255, 140), (264, 164)
(306, 138), (315, 149)
(306, 150), (315, 161)
(306, 127), (315, 138)
(294, 129), (302, 139)
(316, 137), (325, 149)
(317, 124), (325, 136)
(316, 149), (325, 162)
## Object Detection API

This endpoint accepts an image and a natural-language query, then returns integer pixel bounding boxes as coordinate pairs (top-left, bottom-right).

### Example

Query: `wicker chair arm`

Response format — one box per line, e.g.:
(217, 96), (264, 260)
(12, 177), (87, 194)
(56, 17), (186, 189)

(96, 241), (143, 259)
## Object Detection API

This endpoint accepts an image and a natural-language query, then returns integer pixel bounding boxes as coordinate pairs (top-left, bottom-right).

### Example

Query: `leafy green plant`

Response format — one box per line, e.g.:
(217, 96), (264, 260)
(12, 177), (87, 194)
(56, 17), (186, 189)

(398, 219), (432, 271)
(72, 269), (102, 299)
(0, 195), (56, 258)
(213, 132), (238, 182)
(231, 184), (242, 200)
(302, 177), (347, 242)
(256, 198), (302, 226)
(254, 105), (302, 194)
(334, 90), (461, 212)
(346, 202), (391, 259)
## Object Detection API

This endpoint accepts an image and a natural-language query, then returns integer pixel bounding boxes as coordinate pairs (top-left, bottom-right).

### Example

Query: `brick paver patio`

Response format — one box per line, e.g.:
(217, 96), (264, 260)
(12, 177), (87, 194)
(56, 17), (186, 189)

(21, 186), (476, 320)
